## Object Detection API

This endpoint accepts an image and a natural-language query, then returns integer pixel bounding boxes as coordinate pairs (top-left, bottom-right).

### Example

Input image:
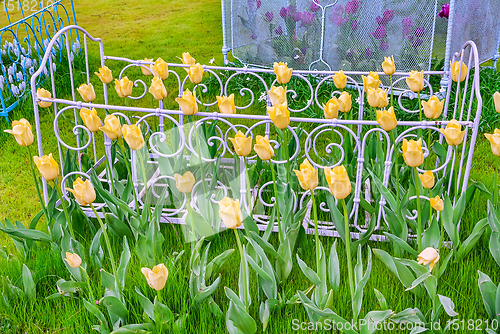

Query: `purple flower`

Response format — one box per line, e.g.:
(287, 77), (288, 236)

(345, 0), (359, 15)
(264, 11), (274, 22)
(311, 1), (320, 12)
(292, 11), (302, 22)
(382, 9), (395, 23)
(371, 25), (386, 39)
(257, 0), (261, 9)
(380, 41), (389, 51)
(275, 26), (283, 35)
(331, 4), (348, 26)
(248, 0), (258, 12)
(351, 20), (358, 30)
(251, 33), (258, 40)
(376, 16), (384, 25)
(402, 17), (413, 35)
(365, 48), (372, 58)
(280, 7), (288, 19)
(300, 12), (315, 27)
(438, 3), (449, 18)
(414, 27), (425, 37)
(412, 38), (423, 48)
(301, 47), (308, 54)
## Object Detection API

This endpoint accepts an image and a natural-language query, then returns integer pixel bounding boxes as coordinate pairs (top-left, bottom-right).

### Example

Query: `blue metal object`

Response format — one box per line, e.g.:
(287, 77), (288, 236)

(0, 0), (79, 123)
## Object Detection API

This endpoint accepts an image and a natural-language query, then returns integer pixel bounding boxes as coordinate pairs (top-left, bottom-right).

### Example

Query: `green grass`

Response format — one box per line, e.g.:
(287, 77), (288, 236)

(1, 1), (500, 333)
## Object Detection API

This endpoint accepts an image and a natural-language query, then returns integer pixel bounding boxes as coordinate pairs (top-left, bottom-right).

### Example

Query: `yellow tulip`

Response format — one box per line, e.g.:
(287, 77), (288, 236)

(94, 66), (113, 84)
(122, 124), (145, 150)
(77, 83), (96, 102)
(367, 88), (388, 108)
(115, 77), (133, 98)
(37, 88), (52, 108)
(80, 108), (101, 132)
(66, 177), (96, 206)
(149, 76), (167, 100)
(100, 115), (122, 140)
(141, 264), (168, 291)
(218, 197), (243, 229)
(422, 95), (444, 119)
(440, 119), (465, 146)
(174, 171), (195, 193)
(293, 159), (318, 190)
(154, 57), (169, 80)
(362, 71), (381, 91)
(450, 60), (467, 82)
(268, 102), (290, 129)
(188, 63), (204, 84)
(417, 247), (440, 271)
(338, 91), (352, 113)
(376, 106), (397, 131)
(418, 171), (435, 189)
(181, 52), (196, 73)
(324, 165), (351, 200)
(493, 92), (500, 113)
(216, 94), (236, 114)
(33, 153), (59, 181)
(430, 196), (444, 212)
(268, 86), (287, 106)
(175, 89), (198, 116)
(65, 252), (82, 268)
(273, 62), (293, 84)
(229, 131), (252, 156)
(332, 70), (346, 89)
(485, 129), (500, 156)
(382, 56), (395, 75)
(324, 97), (339, 119)
(254, 135), (274, 160)
(402, 138), (424, 167)
(406, 70), (424, 92)
(141, 58), (154, 75)
(4, 118), (34, 146)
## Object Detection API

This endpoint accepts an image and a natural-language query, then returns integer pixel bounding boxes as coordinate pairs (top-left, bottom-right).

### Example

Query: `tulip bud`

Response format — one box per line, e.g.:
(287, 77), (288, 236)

(376, 106), (397, 131)
(268, 102), (290, 129)
(362, 72), (381, 91)
(65, 252), (82, 268)
(33, 153), (59, 181)
(324, 97), (339, 119)
(141, 264), (168, 291)
(154, 57), (169, 80)
(66, 177), (96, 206)
(122, 124), (145, 150)
(80, 108), (101, 132)
(77, 83), (96, 102)
(293, 159), (318, 190)
(450, 61), (467, 83)
(338, 91), (352, 113)
(188, 63), (204, 84)
(273, 62), (293, 84)
(175, 89), (198, 115)
(254, 135), (274, 160)
(417, 247), (440, 271)
(218, 197), (243, 229)
(440, 119), (465, 146)
(332, 70), (347, 89)
(95, 66), (113, 84)
(114, 77), (133, 98)
(268, 86), (287, 106)
(485, 129), (500, 156)
(174, 171), (195, 193)
(402, 138), (424, 167)
(324, 165), (351, 200)
(367, 88), (389, 108)
(141, 58), (154, 75)
(422, 95), (444, 119)
(181, 52), (196, 73)
(229, 131), (252, 156)
(37, 88), (52, 108)
(418, 171), (435, 189)
(430, 196), (444, 212)
(4, 118), (34, 146)
(100, 115), (122, 140)
(406, 70), (424, 92)
(149, 76), (167, 100)
(216, 94), (236, 114)
(382, 56), (395, 75)
(493, 91), (500, 113)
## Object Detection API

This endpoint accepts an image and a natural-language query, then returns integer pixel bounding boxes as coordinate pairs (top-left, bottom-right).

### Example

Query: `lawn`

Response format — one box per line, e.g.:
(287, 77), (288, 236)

(1, 1), (500, 333)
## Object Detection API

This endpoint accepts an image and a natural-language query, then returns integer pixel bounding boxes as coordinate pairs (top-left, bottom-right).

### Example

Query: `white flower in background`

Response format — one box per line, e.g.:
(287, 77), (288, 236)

(0, 81), (3, 90)
(52, 63), (56, 72)
(16, 72), (23, 81)
(25, 58), (32, 69)
(19, 82), (25, 91)
(11, 84), (18, 95)
(209, 57), (215, 64)
(0, 76), (4, 85)
(13, 48), (19, 57)
(355, 96), (361, 105)
(44, 39), (49, 48)
(258, 91), (267, 102)
(1, 49), (5, 56)
(43, 67), (48, 76)
(7, 66), (12, 76)
(69, 52), (74, 62)
(21, 47), (26, 54)
(8, 75), (13, 83)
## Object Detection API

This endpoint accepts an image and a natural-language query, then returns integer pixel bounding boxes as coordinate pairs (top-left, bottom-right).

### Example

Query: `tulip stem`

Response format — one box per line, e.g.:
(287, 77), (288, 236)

(190, 116), (208, 197)
(80, 266), (95, 302)
(137, 150), (150, 222)
(429, 188), (433, 225)
(157, 289), (163, 305)
(418, 91), (423, 139)
(270, 162), (282, 242)
(186, 193), (197, 246)
(118, 139), (140, 212)
(234, 228), (249, 310)
(282, 129), (291, 183)
(341, 198), (355, 319)
(310, 190), (320, 274)
(243, 158), (252, 214)
(390, 75), (393, 108)
(54, 181), (75, 240)
(414, 168), (423, 253)
(26, 146), (50, 229)
(390, 130), (400, 211)
(90, 203), (118, 280)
